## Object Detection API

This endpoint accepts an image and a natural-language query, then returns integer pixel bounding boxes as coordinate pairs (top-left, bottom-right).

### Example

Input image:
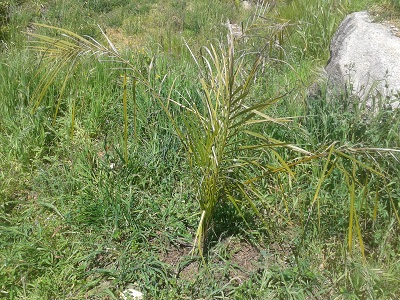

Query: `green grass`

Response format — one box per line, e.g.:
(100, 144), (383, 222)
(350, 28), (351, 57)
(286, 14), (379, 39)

(1, 0), (400, 299)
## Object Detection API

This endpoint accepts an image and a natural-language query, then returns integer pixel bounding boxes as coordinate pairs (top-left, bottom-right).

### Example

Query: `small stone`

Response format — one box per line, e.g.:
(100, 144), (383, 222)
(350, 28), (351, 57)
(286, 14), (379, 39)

(120, 288), (143, 300)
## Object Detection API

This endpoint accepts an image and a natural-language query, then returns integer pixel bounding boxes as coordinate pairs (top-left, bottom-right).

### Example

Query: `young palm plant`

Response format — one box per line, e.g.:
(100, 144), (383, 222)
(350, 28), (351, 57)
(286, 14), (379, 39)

(172, 39), (296, 255)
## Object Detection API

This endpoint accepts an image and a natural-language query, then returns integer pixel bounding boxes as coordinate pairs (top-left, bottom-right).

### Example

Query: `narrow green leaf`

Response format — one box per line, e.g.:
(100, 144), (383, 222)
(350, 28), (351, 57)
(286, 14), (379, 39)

(123, 71), (128, 164)
(311, 143), (335, 231)
(354, 209), (366, 261)
(270, 148), (295, 178)
(373, 187), (378, 227)
(132, 77), (137, 141)
(347, 164), (356, 253)
(70, 97), (76, 138)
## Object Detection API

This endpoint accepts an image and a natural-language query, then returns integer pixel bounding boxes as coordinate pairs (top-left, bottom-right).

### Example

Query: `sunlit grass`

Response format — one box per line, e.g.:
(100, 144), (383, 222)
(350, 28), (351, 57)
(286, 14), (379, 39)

(1, 0), (400, 299)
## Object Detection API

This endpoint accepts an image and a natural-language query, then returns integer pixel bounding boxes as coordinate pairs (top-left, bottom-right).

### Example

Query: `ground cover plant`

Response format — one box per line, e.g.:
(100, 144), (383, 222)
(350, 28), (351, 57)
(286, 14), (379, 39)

(1, 0), (400, 299)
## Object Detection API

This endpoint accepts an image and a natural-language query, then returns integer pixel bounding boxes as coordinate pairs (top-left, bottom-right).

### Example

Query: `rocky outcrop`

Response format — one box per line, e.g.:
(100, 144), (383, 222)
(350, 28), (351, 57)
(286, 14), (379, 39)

(325, 11), (400, 109)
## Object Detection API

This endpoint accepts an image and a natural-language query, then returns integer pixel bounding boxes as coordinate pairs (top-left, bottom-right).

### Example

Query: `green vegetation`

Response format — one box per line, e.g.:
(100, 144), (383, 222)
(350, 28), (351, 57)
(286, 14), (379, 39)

(1, 0), (399, 299)
(0, 1), (11, 44)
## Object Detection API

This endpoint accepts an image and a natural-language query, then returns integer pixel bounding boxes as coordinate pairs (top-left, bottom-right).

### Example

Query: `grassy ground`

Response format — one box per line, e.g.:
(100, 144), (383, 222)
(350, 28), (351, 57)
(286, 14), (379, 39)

(1, 0), (400, 299)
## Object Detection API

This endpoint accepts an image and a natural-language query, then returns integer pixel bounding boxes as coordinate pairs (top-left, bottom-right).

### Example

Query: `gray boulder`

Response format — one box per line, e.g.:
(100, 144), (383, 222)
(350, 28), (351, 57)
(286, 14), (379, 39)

(325, 11), (400, 109)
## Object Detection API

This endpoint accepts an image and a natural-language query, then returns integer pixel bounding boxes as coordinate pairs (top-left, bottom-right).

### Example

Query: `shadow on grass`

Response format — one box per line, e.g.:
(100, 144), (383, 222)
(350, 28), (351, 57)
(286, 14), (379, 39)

(205, 200), (262, 255)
